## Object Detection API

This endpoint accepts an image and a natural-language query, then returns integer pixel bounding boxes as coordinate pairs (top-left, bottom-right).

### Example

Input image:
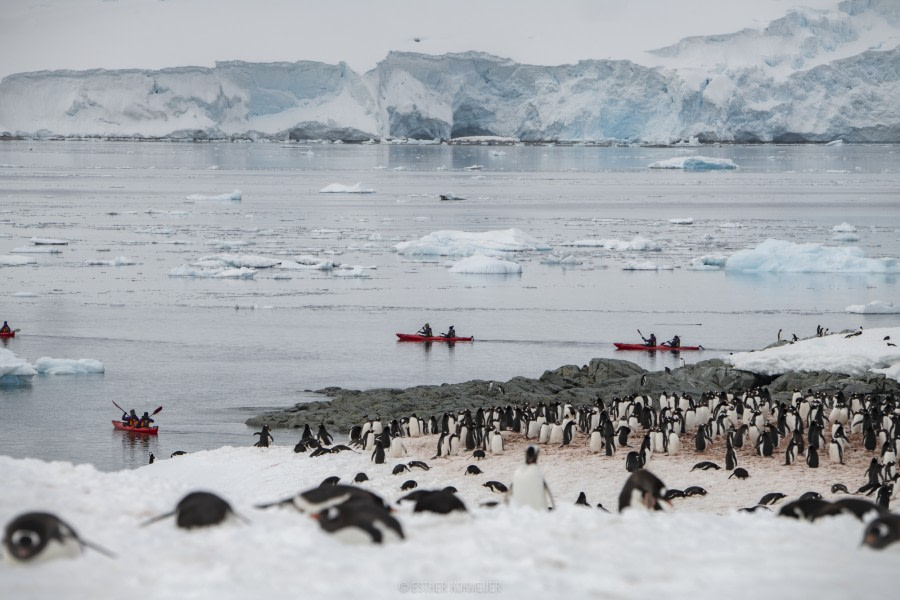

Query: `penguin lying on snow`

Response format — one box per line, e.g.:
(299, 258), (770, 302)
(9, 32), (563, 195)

(257, 484), (389, 513)
(3, 512), (115, 562)
(830, 483), (849, 494)
(483, 481), (508, 493)
(465, 465), (483, 475)
(401, 480), (418, 491)
(618, 470), (668, 512)
(691, 461), (720, 471)
(683, 486), (707, 497)
(757, 492), (787, 506)
(320, 476), (340, 487)
(862, 514), (900, 550)
(144, 491), (248, 529)
(411, 489), (467, 514)
(392, 464), (410, 475)
(778, 498), (831, 521)
(729, 468), (750, 480)
(315, 500), (404, 544)
(408, 460), (430, 471)
(812, 498), (885, 522)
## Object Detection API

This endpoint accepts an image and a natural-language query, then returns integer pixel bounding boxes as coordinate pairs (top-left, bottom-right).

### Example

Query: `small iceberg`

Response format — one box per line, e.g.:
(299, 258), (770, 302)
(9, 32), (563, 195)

(168, 266), (257, 279)
(35, 357), (105, 375)
(648, 156), (738, 171)
(449, 255), (522, 274)
(560, 236), (660, 252)
(623, 262), (673, 271)
(395, 229), (549, 257)
(0, 255), (37, 266)
(185, 190), (242, 201)
(845, 301), (900, 314)
(689, 255), (727, 270)
(668, 218), (694, 225)
(85, 256), (136, 266)
(30, 237), (69, 245)
(319, 183), (375, 194)
(0, 348), (37, 385)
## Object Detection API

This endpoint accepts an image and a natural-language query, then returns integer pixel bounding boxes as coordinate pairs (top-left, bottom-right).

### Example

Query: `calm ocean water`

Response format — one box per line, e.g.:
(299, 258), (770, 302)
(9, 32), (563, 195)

(1, 141), (899, 470)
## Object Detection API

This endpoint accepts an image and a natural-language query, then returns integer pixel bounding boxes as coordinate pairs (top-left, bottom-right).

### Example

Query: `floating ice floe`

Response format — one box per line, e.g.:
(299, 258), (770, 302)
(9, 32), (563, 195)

(395, 229), (550, 257)
(449, 255), (522, 274)
(278, 257), (334, 271)
(725, 239), (900, 273)
(134, 227), (174, 235)
(832, 222), (857, 232)
(30, 237), (68, 245)
(0, 255), (37, 266)
(332, 266), (371, 278)
(718, 222), (743, 228)
(169, 266), (257, 279)
(622, 262), (673, 271)
(319, 183), (375, 194)
(648, 156), (738, 171)
(668, 218), (694, 225)
(12, 292), (39, 297)
(541, 255), (583, 266)
(826, 139), (844, 146)
(205, 240), (249, 249)
(845, 300), (900, 314)
(185, 190), (242, 201)
(463, 165), (484, 171)
(833, 232), (860, 242)
(35, 357), (105, 375)
(197, 254), (280, 269)
(85, 256), (136, 267)
(689, 255), (728, 270)
(0, 348), (37, 385)
(728, 326), (900, 382)
(560, 236), (660, 252)
(12, 246), (62, 253)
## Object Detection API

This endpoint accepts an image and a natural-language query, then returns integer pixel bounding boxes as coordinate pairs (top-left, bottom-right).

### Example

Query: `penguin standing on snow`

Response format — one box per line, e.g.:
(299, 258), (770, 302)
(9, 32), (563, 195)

(510, 446), (554, 511)
(490, 430), (504, 455)
(806, 445), (819, 469)
(3, 512), (114, 562)
(829, 439), (844, 464)
(725, 445), (737, 471)
(371, 441), (386, 464)
(589, 427), (603, 454)
(253, 425), (274, 448)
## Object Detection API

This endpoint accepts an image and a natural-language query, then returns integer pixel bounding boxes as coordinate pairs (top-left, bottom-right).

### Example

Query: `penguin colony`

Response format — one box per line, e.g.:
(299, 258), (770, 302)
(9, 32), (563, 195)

(6, 387), (900, 562)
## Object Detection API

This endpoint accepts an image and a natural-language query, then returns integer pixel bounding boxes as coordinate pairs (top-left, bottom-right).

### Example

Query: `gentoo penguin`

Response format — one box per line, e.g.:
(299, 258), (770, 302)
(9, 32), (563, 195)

(618, 470), (668, 512)
(828, 439), (844, 464)
(778, 498), (830, 521)
(862, 514), (900, 549)
(401, 480), (418, 491)
(664, 489), (685, 500)
(510, 446), (554, 511)
(490, 430), (504, 455)
(317, 424), (333, 446)
(691, 461), (720, 471)
(830, 483), (849, 494)
(562, 421), (576, 446)
(784, 440), (797, 466)
(726, 446), (738, 471)
(371, 442), (386, 464)
(389, 436), (407, 459)
(144, 491), (246, 529)
(3, 512), (114, 562)
(465, 465), (483, 475)
(806, 446), (819, 468)
(354, 472), (369, 483)
(798, 491), (822, 502)
(413, 489), (467, 514)
(575, 492), (590, 506)
(684, 486), (707, 497)
(757, 492), (787, 506)
(253, 425), (274, 448)
(814, 497), (885, 522)
(170, 450), (187, 457)
(589, 428), (603, 454)
(392, 464), (409, 475)
(729, 468), (750, 480)
(483, 481), (508, 493)
(538, 422), (551, 444)
(865, 458), (882, 486)
(315, 501), (404, 544)
(408, 414), (421, 438)
(148, 453), (155, 464)
(625, 451), (643, 473)
(548, 422), (564, 445)
(472, 449), (486, 460)
(408, 460), (430, 471)
(876, 484), (893, 509)
(320, 476), (340, 486)
(667, 431), (681, 456)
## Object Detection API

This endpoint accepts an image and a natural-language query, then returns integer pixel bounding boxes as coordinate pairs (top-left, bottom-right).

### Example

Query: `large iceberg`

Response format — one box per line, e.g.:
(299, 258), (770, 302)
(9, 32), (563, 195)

(724, 239), (900, 273)
(845, 300), (900, 314)
(1, 2), (898, 143)
(395, 229), (549, 257)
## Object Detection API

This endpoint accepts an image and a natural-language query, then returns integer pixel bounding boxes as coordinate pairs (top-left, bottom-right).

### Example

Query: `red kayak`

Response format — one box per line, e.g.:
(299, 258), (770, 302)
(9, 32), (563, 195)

(112, 420), (159, 435)
(396, 333), (474, 342)
(614, 343), (701, 351)
(0, 331), (14, 338)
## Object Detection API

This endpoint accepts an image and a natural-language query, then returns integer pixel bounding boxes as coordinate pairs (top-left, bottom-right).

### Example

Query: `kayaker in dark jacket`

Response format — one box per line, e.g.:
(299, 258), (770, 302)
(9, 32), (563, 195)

(0, 321), (10, 333)
(418, 323), (433, 337)
(139, 412), (154, 428)
(642, 333), (657, 347)
(663, 335), (681, 348)
(443, 326), (456, 338)
(128, 409), (139, 427)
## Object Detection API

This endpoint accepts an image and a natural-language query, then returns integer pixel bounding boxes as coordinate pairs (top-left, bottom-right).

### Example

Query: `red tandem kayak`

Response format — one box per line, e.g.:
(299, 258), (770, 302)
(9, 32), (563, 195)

(396, 333), (474, 342)
(0, 331), (14, 338)
(112, 420), (159, 435)
(614, 343), (701, 351)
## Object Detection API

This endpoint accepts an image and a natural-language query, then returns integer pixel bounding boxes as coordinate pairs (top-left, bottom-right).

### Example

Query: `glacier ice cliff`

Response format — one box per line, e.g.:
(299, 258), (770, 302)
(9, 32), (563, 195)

(1, 0), (898, 143)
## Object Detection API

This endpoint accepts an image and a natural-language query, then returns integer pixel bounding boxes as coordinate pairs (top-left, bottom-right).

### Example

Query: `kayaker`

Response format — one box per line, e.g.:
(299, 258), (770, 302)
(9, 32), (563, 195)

(418, 323), (433, 337)
(138, 412), (154, 428)
(443, 325), (456, 338)
(0, 321), (10, 334)
(642, 333), (657, 347)
(128, 409), (139, 427)
(663, 335), (681, 348)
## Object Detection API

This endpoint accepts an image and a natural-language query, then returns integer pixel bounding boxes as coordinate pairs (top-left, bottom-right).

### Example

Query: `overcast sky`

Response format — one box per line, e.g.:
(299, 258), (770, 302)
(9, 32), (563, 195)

(0, 0), (842, 80)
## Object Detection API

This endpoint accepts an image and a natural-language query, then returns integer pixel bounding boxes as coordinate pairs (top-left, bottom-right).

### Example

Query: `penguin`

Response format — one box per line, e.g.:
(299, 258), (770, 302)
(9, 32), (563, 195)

(354, 472), (369, 483)
(490, 430), (504, 455)
(784, 439), (797, 466)
(589, 428), (603, 454)
(548, 422), (564, 445)
(538, 422), (551, 444)
(483, 481), (508, 493)
(170, 450), (187, 457)
(738, 505), (771, 513)
(618, 470), (668, 512)
(757, 492), (787, 506)
(729, 468), (750, 480)
(814, 497), (885, 522)
(876, 484), (893, 509)
(830, 483), (848, 494)
(472, 449), (486, 460)
(667, 431), (681, 456)
(683, 486), (708, 497)
(253, 425), (274, 448)
(413, 490), (467, 514)
(408, 460), (430, 471)
(3, 512), (114, 562)
(865, 458), (882, 486)
(400, 480), (418, 491)
(317, 424), (333, 446)
(625, 451), (643, 473)
(148, 453), (155, 464)
(371, 442), (386, 464)
(691, 461), (720, 471)
(862, 514), (900, 549)
(575, 492), (590, 506)
(828, 439), (844, 464)
(389, 437), (407, 459)
(726, 446), (737, 471)
(315, 501), (404, 544)
(562, 421), (576, 446)
(664, 489), (685, 500)
(144, 491), (246, 529)
(320, 476), (340, 486)
(510, 446), (554, 511)
(465, 465), (483, 475)
(778, 498), (830, 521)
(392, 464), (409, 475)
(806, 446), (819, 469)
(257, 484), (388, 513)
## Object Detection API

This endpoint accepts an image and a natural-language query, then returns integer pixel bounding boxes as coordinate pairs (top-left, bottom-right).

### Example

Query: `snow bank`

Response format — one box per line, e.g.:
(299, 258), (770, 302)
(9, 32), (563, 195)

(34, 357), (105, 375)
(169, 266), (257, 279)
(728, 326), (900, 381)
(319, 183), (375, 194)
(561, 236), (661, 252)
(449, 255), (522, 274)
(725, 239), (900, 273)
(0, 348), (36, 384)
(0, 255), (37, 266)
(30, 237), (68, 245)
(185, 190), (242, 201)
(85, 256), (135, 267)
(648, 156), (738, 171)
(395, 229), (549, 257)
(845, 301), (900, 315)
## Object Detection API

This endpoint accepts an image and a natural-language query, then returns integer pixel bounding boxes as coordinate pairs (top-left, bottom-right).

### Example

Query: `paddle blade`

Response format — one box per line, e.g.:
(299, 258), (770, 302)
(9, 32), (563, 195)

(112, 400), (125, 413)
(152, 406), (163, 415)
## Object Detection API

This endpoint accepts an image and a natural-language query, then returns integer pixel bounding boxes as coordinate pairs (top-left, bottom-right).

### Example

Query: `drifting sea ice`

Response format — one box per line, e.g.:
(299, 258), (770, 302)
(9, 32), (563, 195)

(12, 246), (62, 254)
(448, 255), (522, 274)
(319, 183), (375, 194)
(689, 255), (728, 270)
(85, 256), (136, 266)
(560, 236), (661, 251)
(395, 229), (549, 257)
(168, 266), (257, 279)
(35, 357), (105, 375)
(29, 237), (68, 245)
(648, 156), (738, 170)
(724, 239), (900, 273)
(185, 190), (242, 201)
(622, 262), (673, 271)
(0, 255), (37, 266)
(833, 222), (857, 232)
(0, 348), (36, 384)
(845, 300), (900, 314)
(668, 217), (694, 225)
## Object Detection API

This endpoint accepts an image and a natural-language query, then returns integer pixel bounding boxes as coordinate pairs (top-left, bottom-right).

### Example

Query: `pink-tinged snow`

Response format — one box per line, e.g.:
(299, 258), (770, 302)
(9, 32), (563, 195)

(728, 326), (900, 380)
(0, 423), (895, 599)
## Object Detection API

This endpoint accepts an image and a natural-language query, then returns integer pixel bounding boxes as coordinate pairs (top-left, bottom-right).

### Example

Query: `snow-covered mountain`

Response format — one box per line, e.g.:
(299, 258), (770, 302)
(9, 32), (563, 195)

(1, 0), (898, 143)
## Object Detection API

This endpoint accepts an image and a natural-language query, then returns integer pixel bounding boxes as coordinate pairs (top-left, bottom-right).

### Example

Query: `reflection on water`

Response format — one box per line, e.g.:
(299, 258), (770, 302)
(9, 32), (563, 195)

(117, 431), (158, 466)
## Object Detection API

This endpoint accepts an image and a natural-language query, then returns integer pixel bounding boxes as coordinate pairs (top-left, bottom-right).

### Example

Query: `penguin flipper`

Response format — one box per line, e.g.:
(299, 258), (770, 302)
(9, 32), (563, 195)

(544, 482), (556, 511)
(141, 510), (177, 527)
(79, 537), (117, 558)
(254, 497), (295, 510)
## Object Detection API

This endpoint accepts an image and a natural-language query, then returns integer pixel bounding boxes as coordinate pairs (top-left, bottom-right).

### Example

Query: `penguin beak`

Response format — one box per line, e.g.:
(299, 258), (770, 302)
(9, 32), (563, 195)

(863, 532), (876, 547)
